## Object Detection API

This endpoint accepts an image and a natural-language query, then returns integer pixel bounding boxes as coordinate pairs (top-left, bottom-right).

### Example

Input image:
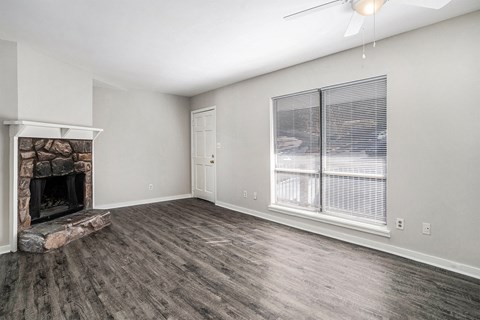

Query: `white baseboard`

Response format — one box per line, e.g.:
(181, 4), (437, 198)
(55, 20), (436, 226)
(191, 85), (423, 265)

(216, 201), (480, 280)
(95, 194), (192, 210)
(0, 244), (11, 255)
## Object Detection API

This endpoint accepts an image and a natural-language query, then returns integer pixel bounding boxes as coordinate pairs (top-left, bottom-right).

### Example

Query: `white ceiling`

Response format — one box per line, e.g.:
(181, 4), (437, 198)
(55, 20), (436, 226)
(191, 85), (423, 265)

(0, 0), (479, 97)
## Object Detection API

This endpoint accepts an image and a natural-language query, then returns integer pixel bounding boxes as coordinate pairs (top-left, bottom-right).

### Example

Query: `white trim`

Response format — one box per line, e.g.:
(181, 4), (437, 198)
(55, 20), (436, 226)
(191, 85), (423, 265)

(321, 75), (388, 91)
(94, 194), (192, 210)
(323, 171), (386, 180)
(269, 99), (275, 205)
(0, 244), (11, 255)
(272, 88), (320, 100)
(191, 106), (216, 114)
(92, 141), (96, 209)
(3, 120), (103, 134)
(3, 120), (103, 141)
(191, 106), (217, 204)
(9, 129), (18, 252)
(268, 204), (390, 237)
(216, 201), (480, 280)
(275, 168), (320, 174)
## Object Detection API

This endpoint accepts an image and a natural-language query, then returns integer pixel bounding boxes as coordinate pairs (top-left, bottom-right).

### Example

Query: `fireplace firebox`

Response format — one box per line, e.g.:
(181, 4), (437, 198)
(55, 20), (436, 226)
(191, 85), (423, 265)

(29, 173), (85, 224)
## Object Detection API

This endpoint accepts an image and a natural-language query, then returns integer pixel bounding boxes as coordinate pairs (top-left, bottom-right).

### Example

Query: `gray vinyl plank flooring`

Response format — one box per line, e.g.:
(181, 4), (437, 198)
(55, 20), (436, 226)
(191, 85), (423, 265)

(1, 198), (479, 319)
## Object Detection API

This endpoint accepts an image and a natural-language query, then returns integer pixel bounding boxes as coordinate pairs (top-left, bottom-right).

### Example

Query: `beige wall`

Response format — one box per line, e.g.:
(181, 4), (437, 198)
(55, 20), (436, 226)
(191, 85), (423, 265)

(191, 12), (480, 270)
(93, 87), (191, 207)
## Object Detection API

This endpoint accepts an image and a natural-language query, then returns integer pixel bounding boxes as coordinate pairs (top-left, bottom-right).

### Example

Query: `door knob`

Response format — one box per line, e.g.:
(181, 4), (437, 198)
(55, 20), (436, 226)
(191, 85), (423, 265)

(210, 160), (215, 164)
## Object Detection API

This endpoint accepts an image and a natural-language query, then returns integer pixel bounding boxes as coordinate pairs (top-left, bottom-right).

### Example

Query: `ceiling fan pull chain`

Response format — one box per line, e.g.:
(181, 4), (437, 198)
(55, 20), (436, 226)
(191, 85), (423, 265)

(373, 0), (377, 47)
(362, 27), (366, 59)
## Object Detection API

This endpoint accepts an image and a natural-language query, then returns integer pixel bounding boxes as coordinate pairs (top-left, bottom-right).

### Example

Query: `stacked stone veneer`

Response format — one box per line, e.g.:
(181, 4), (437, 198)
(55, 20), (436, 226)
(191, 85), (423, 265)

(18, 138), (93, 231)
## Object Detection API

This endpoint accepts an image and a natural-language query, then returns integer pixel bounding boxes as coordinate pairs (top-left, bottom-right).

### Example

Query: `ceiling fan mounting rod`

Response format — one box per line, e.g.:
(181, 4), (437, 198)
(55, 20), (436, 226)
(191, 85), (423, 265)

(283, 0), (347, 20)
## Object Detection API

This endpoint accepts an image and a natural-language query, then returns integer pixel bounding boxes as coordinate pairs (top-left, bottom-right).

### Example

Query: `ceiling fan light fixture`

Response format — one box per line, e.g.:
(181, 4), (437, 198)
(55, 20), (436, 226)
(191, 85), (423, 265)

(352, 0), (385, 16)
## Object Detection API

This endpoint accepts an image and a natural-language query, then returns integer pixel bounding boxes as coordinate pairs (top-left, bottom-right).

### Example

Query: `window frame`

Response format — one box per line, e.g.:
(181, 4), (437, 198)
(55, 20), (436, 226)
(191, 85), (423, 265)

(269, 76), (389, 237)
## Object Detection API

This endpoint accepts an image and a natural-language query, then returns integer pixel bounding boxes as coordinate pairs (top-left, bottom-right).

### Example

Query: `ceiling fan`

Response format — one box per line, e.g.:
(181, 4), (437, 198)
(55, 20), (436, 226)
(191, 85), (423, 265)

(284, 0), (453, 37)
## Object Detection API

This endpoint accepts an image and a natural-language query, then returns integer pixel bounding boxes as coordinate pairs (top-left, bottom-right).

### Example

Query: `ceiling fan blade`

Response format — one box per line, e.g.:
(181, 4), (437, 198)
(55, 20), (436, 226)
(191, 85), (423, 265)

(344, 12), (365, 37)
(391, 0), (452, 10)
(284, 0), (346, 20)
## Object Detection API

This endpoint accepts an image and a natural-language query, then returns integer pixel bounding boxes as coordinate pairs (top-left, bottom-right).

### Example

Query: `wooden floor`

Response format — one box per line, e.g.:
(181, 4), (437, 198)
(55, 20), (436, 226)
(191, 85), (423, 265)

(1, 199), (479, 319)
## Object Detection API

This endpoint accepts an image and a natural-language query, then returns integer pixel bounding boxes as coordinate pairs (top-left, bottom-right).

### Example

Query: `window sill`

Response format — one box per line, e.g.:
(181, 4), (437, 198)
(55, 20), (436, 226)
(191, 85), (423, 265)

(268, 204), (391, 238)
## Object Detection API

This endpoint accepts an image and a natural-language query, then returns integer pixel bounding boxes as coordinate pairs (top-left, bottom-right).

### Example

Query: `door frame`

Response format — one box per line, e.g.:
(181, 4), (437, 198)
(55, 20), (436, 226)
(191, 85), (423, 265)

(191, 106), (217, 204)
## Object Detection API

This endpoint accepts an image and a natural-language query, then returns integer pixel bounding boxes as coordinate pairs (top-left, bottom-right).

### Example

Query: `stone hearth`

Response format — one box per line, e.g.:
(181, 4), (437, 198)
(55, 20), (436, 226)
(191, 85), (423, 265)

(18, 210), (111, 253)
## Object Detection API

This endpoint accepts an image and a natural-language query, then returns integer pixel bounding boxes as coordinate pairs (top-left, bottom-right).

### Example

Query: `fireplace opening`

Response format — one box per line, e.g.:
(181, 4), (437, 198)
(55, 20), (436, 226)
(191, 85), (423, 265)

(29, 173), (85, 224)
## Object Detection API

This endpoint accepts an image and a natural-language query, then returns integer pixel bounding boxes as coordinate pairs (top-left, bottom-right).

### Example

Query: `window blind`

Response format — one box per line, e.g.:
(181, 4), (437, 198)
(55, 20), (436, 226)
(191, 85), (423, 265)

(322, 77), (387, 223)
(273, 91), (320, 210)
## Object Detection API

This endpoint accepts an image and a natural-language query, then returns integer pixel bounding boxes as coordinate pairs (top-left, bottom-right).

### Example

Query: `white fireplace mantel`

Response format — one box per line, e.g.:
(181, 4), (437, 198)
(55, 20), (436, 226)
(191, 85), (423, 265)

(4, 120), (103, 140)
(3, 120), (103, 253)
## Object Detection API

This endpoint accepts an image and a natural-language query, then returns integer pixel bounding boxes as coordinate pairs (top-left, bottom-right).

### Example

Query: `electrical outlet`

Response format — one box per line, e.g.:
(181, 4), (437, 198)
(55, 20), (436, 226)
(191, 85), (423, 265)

(253, 192), (257, 200)
(396, 218), (404, 230)
(148, 184), (154, 191)
(243, 190), (247, 198)
(422, 223), (431, 235)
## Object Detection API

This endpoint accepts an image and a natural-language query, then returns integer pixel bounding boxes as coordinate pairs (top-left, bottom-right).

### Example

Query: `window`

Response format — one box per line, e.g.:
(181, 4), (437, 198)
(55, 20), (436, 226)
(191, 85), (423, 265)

(273, 90), (320, 210)
(272, 76), (387, 225)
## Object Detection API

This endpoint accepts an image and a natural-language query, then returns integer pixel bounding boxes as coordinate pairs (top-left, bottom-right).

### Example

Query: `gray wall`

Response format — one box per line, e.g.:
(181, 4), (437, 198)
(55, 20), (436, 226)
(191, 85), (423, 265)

(17, 43), (93, 126)
(0, 39), (18, 248)
(190, 12), (480, 268)
(93, 87), (191, 207)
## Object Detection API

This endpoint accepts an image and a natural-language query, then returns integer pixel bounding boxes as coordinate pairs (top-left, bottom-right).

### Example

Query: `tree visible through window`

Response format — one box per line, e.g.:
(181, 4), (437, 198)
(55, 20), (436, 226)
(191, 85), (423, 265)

(272, 76), (387, 224)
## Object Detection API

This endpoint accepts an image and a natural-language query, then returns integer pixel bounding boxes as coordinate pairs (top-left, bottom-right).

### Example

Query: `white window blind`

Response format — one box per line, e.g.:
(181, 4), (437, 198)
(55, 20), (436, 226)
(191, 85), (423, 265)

(273, 91), (320, 210)
(272, 76), (387, 225)
(322, 77), (387, 223)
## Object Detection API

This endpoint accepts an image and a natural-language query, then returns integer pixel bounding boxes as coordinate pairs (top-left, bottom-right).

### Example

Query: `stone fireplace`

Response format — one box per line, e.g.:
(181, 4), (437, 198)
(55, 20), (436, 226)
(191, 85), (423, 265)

(4, 120), (110, 253)
(17, 138), (93, 230)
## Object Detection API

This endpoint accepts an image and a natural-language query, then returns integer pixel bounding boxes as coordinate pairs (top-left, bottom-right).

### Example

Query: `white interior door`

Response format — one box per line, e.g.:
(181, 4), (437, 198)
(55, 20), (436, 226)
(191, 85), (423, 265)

(192, 108), (216, 202)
